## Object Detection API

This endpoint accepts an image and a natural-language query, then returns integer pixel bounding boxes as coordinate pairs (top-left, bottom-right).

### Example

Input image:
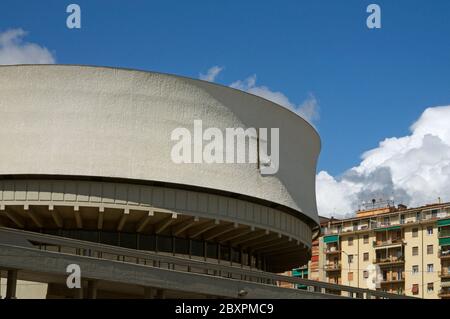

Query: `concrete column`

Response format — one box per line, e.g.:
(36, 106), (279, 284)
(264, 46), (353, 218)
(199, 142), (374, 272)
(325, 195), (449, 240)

(144, 287), (154, 299)
(0, 270), (3, 299)
(74, 285), (84, 299)
(155, 288), (165, 299)
(5, 269), (18, 299)
(87, 280), (98, 299)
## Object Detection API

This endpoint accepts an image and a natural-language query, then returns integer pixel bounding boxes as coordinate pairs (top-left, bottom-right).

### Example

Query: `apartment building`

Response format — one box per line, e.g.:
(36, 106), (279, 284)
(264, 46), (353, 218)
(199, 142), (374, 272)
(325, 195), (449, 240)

(315, 201), (450, 299)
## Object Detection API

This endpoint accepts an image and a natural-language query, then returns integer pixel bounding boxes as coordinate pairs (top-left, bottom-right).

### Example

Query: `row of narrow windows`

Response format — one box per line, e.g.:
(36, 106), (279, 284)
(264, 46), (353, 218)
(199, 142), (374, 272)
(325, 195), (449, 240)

(39, 229), (268, 270)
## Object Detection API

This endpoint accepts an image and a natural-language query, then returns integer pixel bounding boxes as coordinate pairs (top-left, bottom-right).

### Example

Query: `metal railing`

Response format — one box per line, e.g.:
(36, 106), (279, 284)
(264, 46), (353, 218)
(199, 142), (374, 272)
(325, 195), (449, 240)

(373, 239), (404, 248)
(323, 209), (450, 236)
(324, 263), (342, 271)
(0, 227), (414, 299)
(373, 256), (404, 265)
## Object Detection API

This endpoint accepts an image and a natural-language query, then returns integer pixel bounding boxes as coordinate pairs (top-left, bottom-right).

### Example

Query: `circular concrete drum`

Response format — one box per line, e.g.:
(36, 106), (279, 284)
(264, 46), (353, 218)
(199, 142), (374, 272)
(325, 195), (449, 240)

(0, 65), (321, 273)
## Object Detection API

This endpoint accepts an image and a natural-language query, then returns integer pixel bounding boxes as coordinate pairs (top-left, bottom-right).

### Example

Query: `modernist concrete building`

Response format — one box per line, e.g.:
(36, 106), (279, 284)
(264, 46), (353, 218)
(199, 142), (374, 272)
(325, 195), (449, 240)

(0, 65), (408, 299)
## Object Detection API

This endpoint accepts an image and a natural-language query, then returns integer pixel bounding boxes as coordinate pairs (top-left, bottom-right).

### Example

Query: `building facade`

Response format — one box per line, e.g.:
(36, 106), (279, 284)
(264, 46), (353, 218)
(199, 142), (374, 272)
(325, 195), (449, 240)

(315, 202), (450, 299)
(0, 64), (326, 299)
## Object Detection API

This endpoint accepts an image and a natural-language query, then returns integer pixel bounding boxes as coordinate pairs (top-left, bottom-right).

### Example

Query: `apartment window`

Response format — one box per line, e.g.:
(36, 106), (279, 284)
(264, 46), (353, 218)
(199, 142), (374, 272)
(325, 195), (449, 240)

(348, 237), (354, 246)
(412, 284), (419, 295)
(348, 254), (354, 264)
(363, 271), (369, 279)
(412, 265), (419, 275)
(400, 214), (405, 224)
(431, 209), (438, 218)
(427, 245), (433, 255)
(348, 272), (354, 282)
(427, 264), (434, 273)
(427, 283), (434, 293)
(412, 228), (419, 238)
(427, 226), (433, 235)
(412, 246), (419, 256)
(363, 252), (369, 261)
(363, 235), (369, 244)
(416, 212), (421, 221)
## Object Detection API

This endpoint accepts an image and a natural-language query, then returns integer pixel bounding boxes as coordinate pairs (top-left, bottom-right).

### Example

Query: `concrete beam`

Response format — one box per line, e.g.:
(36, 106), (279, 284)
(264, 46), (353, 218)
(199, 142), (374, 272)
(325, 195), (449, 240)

(49, 205), (64, 228)
(97, 207), (104, 230)
(155, 213), (177, 234)
(231, 230), (269, 246)
(136, 211), (154, 233)
(24, 205), (44, 229)
(203, 223), (238, 242)
(171, 216), (199, 237)
(3, 207), (25, 229)
(117, 209), (129, 232)
(248, 235), (283, 251)
(189, 219), (220, 239)
(260, 243), (299, 255)
(217, 227), (254, 244)
(0, 244), (343, 299)
(74, 206), (82, 229)
(241, 234), (279, 249)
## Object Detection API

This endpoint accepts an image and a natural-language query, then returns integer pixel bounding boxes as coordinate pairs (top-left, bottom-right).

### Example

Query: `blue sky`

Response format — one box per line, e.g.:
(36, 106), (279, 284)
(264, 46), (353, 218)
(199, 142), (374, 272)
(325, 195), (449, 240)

(1, 0), (450, 214)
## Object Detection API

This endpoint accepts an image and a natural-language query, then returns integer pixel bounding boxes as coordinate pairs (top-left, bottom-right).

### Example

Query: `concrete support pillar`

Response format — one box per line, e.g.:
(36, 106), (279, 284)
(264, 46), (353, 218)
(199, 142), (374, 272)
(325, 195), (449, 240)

(144, 287), (154, 299)
(155, 288), (165, 299)
(87, 280), (98, 299)
(5, 269), (18, 299)
(0, 270), (3, 299)
(74, 286), (84, 299)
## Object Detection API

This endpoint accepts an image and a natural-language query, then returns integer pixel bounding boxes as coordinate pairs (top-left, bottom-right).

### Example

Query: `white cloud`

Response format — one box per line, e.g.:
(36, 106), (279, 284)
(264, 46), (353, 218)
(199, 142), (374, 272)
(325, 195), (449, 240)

(0, 28), (55, 65)
(316, 105), (450, 217)
(230, 75), (319, 124)
(199, 66), (224, 82)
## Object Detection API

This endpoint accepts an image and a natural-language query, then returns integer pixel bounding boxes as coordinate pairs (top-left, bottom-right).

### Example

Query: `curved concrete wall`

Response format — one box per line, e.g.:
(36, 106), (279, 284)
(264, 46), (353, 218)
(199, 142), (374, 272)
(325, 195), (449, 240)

(0, 65), (320, 226)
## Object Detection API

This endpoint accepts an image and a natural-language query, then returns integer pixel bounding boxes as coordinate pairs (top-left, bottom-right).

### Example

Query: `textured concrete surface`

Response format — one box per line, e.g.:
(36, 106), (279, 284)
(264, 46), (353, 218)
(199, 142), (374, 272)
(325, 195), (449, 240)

(0, 65), (320, 226)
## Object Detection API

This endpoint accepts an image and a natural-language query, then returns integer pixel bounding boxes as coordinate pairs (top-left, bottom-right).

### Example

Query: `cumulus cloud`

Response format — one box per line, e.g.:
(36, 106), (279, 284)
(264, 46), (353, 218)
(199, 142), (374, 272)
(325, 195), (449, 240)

(0, 28), (55, 65)
(199, 66), (224, 82)
(230, 75), (319, 124)
(316, 105), (450, 218)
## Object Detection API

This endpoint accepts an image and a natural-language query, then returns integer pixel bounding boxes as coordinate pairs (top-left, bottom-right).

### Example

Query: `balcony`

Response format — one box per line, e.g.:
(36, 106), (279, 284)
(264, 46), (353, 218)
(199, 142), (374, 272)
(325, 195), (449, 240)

(439, 230), (450, 238)
(324, 263), (341, 272)
(324, 248), (341, 255)
(439, 289), (450, 298)
(439, 271), (450, 279)
(373, 239), (404, 249)
(380, 277), (405, 285)
(373, 256), (405, 266)
(439, 249), (450, 259)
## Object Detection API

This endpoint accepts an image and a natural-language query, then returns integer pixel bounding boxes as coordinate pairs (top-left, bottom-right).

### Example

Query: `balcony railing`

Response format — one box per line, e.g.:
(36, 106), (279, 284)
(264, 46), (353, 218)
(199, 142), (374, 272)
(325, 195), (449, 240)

(373, 256), (405, 265)
(380, 276), (405, 284)
(439, 230), (450, 238)
(322, 210), (450, 236)
(373, 239), (404, 248)
(439, 271), (450, 278)
(439, 250), (450, 258)
(325, 248), (341, 255)
(0, 227), (418, 300)
(439, 289), (450, 298)
(324, 263), (342, 271)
